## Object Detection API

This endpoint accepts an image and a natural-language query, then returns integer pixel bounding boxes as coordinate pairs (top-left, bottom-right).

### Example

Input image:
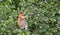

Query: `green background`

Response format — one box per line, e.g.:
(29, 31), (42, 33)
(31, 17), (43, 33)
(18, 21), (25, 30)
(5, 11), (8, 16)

(0, 0), (60, 35)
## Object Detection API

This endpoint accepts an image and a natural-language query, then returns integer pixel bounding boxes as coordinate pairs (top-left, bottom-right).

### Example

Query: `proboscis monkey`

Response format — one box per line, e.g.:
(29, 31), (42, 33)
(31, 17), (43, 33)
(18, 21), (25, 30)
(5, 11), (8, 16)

(18, 12), (28, 30)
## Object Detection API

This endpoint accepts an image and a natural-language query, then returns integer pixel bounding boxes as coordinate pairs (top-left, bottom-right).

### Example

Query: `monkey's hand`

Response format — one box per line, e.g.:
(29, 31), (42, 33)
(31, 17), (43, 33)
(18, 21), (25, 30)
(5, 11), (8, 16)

(25, 15), (28, 18)
(21, 15), (28, 19)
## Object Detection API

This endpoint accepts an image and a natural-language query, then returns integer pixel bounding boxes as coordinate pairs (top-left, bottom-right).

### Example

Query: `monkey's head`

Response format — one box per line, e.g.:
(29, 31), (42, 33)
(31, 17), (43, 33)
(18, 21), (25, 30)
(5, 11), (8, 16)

(19, 12), (24, 16)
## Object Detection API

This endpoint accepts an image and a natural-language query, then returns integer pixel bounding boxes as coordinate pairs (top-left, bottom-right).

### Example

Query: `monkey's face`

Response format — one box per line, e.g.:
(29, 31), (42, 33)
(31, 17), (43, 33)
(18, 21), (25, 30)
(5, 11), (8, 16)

(21, 13), (24, 16)
(20, 12), (24, 16)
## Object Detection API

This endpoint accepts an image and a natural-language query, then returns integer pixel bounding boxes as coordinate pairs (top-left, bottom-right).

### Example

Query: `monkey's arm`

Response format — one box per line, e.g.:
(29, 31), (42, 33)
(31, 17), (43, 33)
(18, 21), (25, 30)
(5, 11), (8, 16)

(21, 15), (28, 19)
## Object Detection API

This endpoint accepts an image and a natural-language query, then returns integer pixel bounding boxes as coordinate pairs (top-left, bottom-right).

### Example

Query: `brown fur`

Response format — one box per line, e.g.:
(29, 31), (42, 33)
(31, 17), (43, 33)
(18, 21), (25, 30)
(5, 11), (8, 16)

(18, 12), (28, 30)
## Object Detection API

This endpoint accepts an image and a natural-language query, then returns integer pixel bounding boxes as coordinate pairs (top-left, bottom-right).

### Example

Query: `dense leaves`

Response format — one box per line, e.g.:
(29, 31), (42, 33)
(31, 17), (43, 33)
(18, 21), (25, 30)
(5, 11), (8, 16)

(0, 0), (60, 35)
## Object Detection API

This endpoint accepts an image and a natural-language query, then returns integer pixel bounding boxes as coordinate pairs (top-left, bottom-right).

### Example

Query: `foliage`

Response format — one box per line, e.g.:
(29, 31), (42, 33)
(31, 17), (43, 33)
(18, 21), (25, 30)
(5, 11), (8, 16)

(0, 0), (60, 35)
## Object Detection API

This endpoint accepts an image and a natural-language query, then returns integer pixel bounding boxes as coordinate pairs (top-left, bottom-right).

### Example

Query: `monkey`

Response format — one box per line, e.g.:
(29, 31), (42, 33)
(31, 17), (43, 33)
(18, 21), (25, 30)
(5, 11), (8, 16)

(18, 12), (28, 30)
